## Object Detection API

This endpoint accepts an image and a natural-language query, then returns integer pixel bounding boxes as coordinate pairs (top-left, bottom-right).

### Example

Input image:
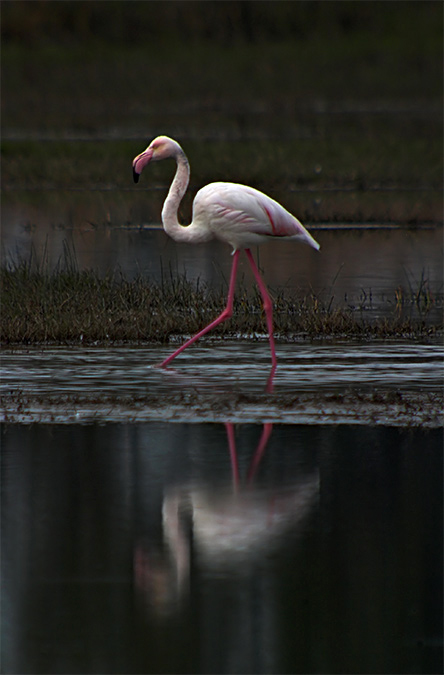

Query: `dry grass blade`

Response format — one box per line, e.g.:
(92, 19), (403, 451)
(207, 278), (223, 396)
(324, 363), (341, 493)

(1, 254), (441, 345)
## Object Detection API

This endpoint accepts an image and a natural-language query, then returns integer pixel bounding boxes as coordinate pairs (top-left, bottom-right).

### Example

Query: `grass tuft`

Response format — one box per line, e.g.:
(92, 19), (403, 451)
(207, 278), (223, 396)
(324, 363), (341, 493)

(1, 255), (441, 345)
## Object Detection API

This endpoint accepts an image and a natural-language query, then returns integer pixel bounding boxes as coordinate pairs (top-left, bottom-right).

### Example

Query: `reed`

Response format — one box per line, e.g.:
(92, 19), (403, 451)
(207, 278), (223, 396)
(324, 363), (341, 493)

(1, 256), (441, 345)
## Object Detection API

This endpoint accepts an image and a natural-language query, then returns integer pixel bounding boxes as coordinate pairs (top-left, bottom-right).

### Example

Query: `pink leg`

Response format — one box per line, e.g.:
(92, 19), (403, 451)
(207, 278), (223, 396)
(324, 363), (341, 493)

(160, 251), (240, 368)
(244, 249), (277, 370)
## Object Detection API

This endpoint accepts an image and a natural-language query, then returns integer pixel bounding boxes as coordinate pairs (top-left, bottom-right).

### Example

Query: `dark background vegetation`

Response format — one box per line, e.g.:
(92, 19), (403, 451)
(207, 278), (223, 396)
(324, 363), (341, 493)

(2, 0), (442, 224)
(1, 0), (442, 49)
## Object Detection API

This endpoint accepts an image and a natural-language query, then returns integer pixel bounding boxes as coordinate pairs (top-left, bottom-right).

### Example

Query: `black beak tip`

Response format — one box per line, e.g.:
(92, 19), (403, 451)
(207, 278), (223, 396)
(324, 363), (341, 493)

(133, 169), (139, 184)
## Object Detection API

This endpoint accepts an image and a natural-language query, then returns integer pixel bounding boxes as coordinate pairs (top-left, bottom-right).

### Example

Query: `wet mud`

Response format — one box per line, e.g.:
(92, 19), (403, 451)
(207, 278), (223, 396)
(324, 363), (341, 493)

(1, 388), (442, 427)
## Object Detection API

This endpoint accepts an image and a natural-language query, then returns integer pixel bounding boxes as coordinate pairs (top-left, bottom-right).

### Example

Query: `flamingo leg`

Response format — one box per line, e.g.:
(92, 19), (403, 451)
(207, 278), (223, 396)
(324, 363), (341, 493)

(244, 249), (277, 370)
(160, 250), (241, 367)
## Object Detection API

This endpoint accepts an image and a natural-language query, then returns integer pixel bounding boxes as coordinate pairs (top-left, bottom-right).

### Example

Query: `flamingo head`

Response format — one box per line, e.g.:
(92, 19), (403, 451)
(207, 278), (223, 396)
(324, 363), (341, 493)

(132, 136), (183, 183)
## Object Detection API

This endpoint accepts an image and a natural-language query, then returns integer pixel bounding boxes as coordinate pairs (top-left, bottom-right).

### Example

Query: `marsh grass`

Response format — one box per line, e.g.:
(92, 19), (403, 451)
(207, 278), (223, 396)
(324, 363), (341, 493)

(2, 135), (442, 225)
(1, 249), (441, 345)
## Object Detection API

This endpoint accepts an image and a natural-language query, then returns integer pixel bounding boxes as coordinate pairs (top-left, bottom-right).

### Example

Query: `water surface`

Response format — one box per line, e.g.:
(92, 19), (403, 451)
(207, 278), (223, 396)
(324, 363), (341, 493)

(1, 341), (442, 425)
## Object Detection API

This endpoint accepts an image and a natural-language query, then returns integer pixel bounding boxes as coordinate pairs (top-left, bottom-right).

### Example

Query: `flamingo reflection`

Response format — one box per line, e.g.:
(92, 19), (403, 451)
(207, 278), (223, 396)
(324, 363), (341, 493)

(134, 422), (318, 616)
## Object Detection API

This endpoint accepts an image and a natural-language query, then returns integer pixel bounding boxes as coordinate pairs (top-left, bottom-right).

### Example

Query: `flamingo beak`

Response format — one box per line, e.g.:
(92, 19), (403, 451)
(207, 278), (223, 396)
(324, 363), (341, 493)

(132, 147), (154, 184)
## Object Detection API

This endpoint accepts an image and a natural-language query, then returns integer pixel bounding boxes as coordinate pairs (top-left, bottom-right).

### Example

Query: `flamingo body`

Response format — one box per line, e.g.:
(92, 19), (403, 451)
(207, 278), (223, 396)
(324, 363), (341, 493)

(191, 182), (320, 251)
(132, 135), (320, 374)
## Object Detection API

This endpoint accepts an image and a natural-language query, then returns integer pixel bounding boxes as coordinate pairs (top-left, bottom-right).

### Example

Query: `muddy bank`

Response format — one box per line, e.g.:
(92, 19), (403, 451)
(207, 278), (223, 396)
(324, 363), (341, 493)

(1, 389), (442, 427)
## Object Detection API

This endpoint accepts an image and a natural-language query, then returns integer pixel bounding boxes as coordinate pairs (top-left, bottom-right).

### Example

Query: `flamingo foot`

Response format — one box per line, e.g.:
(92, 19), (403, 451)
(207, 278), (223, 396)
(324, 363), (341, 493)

(266, 363), (277, 393)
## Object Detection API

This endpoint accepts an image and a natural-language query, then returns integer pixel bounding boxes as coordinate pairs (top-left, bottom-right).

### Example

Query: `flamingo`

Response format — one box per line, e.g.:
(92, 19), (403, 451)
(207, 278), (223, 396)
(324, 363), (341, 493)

(132, 136), (320, 371)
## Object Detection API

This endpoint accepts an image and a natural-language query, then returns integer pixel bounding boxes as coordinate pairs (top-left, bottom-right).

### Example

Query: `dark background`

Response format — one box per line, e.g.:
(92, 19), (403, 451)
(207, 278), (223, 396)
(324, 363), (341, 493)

(2, 0), (442, 226)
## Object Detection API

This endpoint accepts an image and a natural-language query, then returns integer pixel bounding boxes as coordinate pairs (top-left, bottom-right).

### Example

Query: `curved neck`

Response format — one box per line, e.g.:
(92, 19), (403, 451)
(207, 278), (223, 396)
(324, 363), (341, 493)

(161, 149), (210, 244)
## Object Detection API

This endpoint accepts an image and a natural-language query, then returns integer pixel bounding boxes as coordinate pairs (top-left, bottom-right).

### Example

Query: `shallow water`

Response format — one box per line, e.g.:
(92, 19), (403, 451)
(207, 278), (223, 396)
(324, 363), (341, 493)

(1, 341), (443, 425)
(1, 341), (442, 396)
(2, 421), (442, 674)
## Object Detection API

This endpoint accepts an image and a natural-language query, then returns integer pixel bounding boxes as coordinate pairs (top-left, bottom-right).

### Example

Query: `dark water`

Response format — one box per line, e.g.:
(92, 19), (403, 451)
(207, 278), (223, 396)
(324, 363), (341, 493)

(1, 422), (443, 674)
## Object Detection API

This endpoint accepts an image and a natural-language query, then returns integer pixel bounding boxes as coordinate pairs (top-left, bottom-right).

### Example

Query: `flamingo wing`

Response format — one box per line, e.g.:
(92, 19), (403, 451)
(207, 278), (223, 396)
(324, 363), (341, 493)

(192, 182), (319, 251)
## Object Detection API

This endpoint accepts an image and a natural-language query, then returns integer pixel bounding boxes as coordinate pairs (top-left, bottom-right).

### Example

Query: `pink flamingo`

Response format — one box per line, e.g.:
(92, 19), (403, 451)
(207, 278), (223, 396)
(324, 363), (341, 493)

(133, 136), (320, 371)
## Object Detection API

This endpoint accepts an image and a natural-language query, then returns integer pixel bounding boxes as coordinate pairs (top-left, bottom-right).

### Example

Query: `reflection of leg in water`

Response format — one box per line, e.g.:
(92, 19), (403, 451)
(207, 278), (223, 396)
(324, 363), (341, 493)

(247, 422), (273, 483)
(224, 422), (274, 487)
(225, 422), (240, 489)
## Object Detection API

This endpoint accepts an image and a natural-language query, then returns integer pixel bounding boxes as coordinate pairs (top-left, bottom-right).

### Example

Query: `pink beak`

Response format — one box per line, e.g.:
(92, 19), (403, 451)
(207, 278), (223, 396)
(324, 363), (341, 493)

(132, 148), (153, 183)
